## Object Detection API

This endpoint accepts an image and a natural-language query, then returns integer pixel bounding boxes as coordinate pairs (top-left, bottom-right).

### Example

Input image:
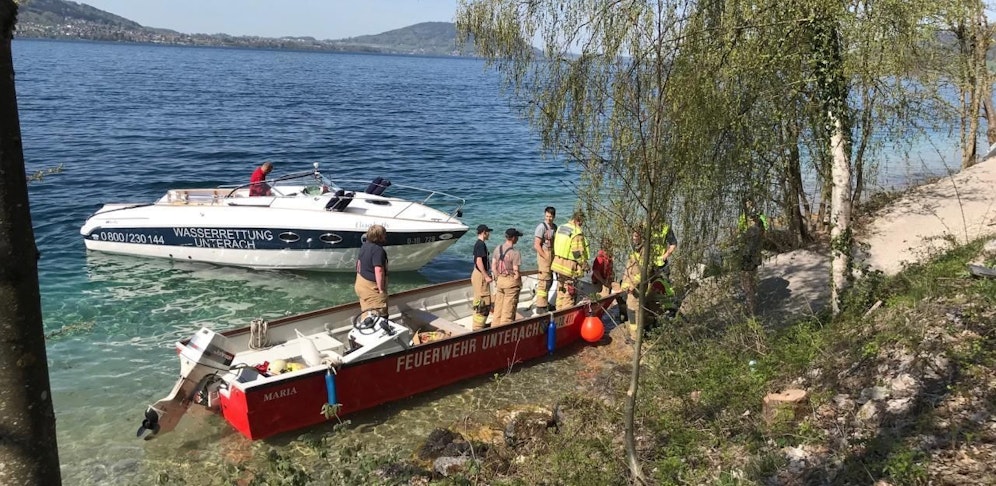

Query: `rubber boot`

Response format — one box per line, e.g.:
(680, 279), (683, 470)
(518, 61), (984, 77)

(534, 306), (547, 316)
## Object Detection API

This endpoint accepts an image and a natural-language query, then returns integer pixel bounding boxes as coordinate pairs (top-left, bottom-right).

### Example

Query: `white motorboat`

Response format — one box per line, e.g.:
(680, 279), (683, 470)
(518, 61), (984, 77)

(80, 163), (468, 271)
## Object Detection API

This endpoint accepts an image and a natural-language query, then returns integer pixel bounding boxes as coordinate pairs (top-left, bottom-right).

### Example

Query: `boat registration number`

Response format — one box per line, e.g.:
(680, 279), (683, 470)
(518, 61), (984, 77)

(92, 231), (166, 245)
(406, 236), (436, 245)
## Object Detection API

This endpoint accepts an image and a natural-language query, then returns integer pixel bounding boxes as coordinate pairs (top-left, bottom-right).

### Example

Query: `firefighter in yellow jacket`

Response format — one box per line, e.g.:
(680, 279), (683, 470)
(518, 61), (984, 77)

(551, 210), (590, 310)
(620, 225), (677, 339)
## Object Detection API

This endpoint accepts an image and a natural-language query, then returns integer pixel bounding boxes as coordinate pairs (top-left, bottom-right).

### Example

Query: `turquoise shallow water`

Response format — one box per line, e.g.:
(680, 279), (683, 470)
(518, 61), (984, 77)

(14, 39), (962, 484)
(15, 39), (579, 484)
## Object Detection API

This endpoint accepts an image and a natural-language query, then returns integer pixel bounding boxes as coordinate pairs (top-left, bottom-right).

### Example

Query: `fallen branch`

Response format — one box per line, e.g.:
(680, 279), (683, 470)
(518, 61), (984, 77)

(862, 300), (882, 318)
(968, 264), (996, 279)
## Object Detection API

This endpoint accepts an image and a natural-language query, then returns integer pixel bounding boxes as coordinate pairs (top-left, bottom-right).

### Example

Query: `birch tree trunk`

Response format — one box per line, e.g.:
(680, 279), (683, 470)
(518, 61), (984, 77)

(812, 11), (853, 316)
(0, 2), (63, 484)
(829, 113), (853, 315)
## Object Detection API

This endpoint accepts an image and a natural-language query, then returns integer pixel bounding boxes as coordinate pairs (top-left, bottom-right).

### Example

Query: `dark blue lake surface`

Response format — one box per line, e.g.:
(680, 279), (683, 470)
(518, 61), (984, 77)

(13, 39), (960, 484)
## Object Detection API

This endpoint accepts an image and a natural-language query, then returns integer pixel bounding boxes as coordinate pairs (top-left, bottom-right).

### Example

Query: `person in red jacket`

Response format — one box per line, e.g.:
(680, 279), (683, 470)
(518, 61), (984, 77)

(591, 237), (614, 297)
(249, 161), (273, 196)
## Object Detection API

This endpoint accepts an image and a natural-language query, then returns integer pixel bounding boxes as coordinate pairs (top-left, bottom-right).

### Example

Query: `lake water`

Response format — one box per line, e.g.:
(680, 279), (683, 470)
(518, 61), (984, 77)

(16, 39), (582, 484)
(13, 39), (961, 484)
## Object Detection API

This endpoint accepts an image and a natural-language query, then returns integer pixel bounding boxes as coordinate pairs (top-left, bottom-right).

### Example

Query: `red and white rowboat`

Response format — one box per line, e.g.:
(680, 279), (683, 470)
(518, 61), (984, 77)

(138, 272), (616, 440)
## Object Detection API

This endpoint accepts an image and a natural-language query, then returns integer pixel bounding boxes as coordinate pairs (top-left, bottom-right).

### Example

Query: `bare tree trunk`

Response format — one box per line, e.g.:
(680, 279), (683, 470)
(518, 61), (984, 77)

(965, 72), (981, 169)
(967, 14), (993, 165)
(956, 11), (989, 170)
(830, 113), (852, 315)
(960, 74), (976, 168)
(976, 13), (995, 152)
(623, 228), (652, 485)
(0, 2), (63, 484)
(851, 87), (875, 209)
(982, 95), (996, 148)
(781, 119), (810, 246)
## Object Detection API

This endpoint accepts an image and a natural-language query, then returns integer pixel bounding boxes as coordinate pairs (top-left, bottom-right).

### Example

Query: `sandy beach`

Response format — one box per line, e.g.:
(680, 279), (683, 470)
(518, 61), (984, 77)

(757, 158), (996, 318)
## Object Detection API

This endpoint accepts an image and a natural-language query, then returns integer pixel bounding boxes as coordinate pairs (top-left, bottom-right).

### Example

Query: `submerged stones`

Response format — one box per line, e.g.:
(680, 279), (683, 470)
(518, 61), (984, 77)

(498, 405), (558, 447)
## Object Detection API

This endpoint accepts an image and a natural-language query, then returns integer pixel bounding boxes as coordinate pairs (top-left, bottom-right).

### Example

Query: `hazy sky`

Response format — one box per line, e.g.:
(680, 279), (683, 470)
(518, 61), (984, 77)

(77, 1), (459, 40)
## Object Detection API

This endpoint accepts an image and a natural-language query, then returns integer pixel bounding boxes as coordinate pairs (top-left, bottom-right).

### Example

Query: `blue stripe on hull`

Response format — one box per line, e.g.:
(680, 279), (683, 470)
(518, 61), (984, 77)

(82, 227), (467, 251)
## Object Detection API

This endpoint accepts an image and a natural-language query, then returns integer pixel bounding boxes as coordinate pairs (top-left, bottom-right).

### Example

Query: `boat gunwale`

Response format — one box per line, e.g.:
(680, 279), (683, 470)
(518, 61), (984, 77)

(211, 275), (485, 341)
(227, 283), (620, 393)
(193, 270), (616, 364)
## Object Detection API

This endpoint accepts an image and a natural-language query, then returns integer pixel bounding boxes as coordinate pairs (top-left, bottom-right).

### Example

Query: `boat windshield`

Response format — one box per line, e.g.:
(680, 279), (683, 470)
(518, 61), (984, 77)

(216, 163), (465, 221)
(220, 164), (339, 197)
(269, 168), (339, 196)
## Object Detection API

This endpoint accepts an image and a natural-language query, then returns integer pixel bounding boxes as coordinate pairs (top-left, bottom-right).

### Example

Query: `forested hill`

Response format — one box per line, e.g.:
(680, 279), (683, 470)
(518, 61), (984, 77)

(342, 22), (465, 56)
(15, 0), (474, 57)
(19, 0), (141, 30)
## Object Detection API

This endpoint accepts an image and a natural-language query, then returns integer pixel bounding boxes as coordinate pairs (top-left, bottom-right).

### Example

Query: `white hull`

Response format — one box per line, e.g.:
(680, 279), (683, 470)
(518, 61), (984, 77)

(80, 166), (468, 272)
(82, 237), (456, 271)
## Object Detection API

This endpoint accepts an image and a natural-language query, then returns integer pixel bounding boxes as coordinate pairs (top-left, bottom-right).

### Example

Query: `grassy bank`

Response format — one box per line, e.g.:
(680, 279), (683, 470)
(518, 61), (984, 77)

(579, 239), (994, 485)
(150, 239), (996, 485)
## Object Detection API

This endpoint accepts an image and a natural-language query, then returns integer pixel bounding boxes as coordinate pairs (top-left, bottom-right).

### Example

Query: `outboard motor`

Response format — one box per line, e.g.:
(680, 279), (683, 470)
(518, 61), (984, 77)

(136, 328), (235, 439)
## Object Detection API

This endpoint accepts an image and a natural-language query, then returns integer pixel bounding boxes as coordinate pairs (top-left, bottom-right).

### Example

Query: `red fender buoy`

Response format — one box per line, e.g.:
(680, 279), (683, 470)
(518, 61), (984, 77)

(580, 314), (604, 343)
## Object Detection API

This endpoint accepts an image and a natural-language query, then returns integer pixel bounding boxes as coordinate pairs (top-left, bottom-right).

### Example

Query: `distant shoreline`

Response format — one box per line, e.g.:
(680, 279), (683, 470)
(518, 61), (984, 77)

(12, 36), (484, 62)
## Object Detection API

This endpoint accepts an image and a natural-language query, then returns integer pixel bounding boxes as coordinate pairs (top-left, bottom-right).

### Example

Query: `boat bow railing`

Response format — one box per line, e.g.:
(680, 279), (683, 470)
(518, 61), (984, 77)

(332, 178), (466, 222)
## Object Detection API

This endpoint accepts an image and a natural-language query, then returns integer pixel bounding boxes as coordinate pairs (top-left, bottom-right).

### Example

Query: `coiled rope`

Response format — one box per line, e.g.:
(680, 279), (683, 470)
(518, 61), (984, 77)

(249, 318), (269, 349)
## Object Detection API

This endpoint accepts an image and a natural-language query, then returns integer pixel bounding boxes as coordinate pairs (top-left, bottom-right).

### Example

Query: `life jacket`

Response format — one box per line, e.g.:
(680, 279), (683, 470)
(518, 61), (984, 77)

(622, 248), (675, 300)
(652, 224), (671, 267)
(551, 221), (587, 278)
(737, 213), (770, 232)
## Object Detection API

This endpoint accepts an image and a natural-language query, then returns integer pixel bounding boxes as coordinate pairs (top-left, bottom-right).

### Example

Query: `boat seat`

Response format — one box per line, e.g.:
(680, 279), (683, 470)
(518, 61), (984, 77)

(402, 308), (468, 336)
(364, 177), (392, 195)
(165, 188), (226, 206)
(372, 178), (391, 196)
(233, 332), (344, 368)
(365, 177), (384, 194)
(324, 190), (355, 212)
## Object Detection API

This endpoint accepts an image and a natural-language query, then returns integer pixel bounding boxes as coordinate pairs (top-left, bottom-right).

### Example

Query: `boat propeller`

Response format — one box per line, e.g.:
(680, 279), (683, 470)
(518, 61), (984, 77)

(136, 407), (161, 440)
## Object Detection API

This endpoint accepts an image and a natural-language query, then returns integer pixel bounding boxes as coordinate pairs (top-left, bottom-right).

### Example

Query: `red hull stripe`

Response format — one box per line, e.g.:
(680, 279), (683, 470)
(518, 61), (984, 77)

(220, 303), (602, 440)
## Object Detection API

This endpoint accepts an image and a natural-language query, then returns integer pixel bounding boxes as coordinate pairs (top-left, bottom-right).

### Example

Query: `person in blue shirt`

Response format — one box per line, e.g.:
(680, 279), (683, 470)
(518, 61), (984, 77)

(354, 224), (389, 318)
